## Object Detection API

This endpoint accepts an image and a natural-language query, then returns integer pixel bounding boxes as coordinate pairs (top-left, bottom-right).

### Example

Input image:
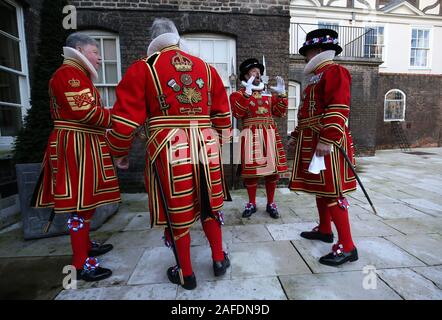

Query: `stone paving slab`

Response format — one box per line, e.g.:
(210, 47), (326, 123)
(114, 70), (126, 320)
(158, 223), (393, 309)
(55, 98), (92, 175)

(292, 237), (425, 274)
(128, 247), (175, 286)
(399, 199), (442, 217)
(107, 229), (165, 250)
(377, 268), (442, 300)
(123, 212), (151, 231)
(266, 222), (318, 241)
(412, 266), (442, 290)
(176, 277), (287, 300)
(230, 224), (273, 243)
(279, 271), (402, 300)
(386, 234), (442, 265)
(230, 241), (311, 279)
(56, 283), (177, 300)
(96, 211), (139, 232)
(332, 219), (404, 238)
(382, 217), (442, 235)
(358, 202), (431, 220)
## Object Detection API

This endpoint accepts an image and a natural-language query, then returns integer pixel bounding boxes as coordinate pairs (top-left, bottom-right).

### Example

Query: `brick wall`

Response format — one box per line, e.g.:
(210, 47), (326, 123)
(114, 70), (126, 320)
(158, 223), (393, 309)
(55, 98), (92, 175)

(377, 73), (442, 149)
(289, 56), (382, 157)
(69, 0), (290, 15)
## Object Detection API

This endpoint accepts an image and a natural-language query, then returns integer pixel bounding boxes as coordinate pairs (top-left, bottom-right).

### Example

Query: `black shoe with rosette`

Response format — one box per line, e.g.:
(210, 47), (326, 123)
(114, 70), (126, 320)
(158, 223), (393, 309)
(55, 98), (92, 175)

(167, 266), (197, 290)
(319, 244), (358, 266)
(76, 257), (112, 282)
(213, 251), (231, 277)
(88, 241), (114, 257)
(300, 226), (334, 243)
(266, 203), (280, 219)
(242, 202), (257, 218)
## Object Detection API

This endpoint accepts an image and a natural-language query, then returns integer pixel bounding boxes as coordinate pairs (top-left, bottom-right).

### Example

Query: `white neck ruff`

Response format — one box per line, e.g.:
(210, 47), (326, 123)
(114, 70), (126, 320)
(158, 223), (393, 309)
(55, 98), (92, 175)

(62, 47), (99, 81)
(303, 50), (336, 75)
(147, 33), (189, 56)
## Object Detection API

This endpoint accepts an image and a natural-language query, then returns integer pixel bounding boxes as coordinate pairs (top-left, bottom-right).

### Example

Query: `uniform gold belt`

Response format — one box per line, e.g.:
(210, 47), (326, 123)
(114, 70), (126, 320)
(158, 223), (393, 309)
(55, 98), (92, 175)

(243, 117), (275, 127)
(53, 120), (106, 135)
(148, 115), (212, 131)
(297, 115), (323, 130)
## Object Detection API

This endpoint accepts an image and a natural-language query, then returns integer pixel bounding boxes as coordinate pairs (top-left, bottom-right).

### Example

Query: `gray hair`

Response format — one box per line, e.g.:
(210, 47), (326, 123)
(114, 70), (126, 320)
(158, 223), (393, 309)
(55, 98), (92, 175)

(66, 32), (99, 49)
(150, 18), (179, 41)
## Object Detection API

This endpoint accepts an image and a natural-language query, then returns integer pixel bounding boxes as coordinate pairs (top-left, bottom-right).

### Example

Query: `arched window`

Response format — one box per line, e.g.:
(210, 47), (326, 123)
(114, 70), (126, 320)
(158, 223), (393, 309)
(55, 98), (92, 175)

(288, 81), (301, 133)
(80, 30), (121, 108)
(384, 89), (406, 122)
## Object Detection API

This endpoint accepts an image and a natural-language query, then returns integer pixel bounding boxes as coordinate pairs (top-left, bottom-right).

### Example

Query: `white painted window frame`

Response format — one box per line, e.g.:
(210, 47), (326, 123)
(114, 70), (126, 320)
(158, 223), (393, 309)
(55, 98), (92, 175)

(409, 26), (432, 70)
(0, 0), (30, 152)
(287, 81), (300, 134)
(384, 89), (406, 122)
(363, 24), (387, 67)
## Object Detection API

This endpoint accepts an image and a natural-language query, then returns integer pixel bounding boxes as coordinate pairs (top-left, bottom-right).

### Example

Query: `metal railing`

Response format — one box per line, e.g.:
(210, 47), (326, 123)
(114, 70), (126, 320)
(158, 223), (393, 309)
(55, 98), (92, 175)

(290, 23), (376, 58)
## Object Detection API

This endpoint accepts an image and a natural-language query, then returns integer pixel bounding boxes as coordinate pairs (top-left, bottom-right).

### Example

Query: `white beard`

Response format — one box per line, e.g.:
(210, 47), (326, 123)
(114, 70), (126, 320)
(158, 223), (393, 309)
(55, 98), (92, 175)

(62, 47), (99, 81)
(147, 33), (189, 56)
(303, 50), (336, 75)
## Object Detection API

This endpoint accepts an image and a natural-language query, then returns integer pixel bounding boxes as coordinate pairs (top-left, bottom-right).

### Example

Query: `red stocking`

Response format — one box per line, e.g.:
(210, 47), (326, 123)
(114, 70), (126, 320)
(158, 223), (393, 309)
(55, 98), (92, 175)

(172, 228), (193, 277)
(316, 197), (332, 234)
(202, 215), (224, 262)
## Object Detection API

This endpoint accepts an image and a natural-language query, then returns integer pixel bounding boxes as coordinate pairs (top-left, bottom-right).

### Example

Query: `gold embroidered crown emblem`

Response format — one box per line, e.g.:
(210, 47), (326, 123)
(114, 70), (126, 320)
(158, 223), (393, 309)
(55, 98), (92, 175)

(171, 52), (193, 72)
(68, 78), (81, 88)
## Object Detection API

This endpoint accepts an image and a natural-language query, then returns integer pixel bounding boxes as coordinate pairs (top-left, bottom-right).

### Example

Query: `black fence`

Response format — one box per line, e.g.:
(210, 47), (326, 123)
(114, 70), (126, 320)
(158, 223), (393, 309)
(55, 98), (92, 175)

(290, 23), (376, 58)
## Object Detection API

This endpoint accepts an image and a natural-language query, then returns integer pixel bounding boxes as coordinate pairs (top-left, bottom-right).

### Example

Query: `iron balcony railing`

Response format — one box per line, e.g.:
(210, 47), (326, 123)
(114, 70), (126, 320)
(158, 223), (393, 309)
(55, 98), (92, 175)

(290, 23), (377, 58)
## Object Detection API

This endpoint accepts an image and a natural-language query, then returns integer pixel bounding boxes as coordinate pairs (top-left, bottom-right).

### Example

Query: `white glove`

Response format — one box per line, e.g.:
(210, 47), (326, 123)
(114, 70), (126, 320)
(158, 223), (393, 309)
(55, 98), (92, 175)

(270, 76), (286, 95)
(242, 76), (255, 96)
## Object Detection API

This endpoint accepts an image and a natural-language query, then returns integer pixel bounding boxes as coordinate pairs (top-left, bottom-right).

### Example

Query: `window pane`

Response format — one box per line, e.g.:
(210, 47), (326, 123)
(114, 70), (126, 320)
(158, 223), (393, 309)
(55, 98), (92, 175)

(103, 39), (117, 60)
(200, 41), (214, 62)
(0, 34), (21, 70)
(0, 105), (22, 136)
(97, 87), (107, 107)
(212, 63), (228, 84)
(105, 63), (118, 84)
(108, 87), (116, 107)
(214, 40), (227, 62)
(424, 31), (429, 48)
(0, 70), (20, 104)
(0, 0), (18, 37)
(97, 64), (104, 84)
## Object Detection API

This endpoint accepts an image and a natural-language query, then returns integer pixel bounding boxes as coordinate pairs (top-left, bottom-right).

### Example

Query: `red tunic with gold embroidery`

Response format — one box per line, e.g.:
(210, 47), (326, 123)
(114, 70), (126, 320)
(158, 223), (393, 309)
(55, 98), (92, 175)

(289, 61), (357, 197)
(107, 45), (231, 229)
(32, 58), (121, 213)
(230, 88), (288, 177)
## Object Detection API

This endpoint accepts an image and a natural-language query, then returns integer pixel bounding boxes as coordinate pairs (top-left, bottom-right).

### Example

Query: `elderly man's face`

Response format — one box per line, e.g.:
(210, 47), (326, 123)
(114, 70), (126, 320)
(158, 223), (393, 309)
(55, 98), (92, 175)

(305, 47), (323, 63)
(78, 44), (102, 71)
(245, 67), (261, 85)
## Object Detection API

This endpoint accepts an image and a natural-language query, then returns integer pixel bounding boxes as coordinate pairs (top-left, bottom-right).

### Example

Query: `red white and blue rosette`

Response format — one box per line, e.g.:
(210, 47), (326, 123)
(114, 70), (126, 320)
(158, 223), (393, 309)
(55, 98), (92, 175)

(84, 257), (100, 271)
(67, 215), (84, 232)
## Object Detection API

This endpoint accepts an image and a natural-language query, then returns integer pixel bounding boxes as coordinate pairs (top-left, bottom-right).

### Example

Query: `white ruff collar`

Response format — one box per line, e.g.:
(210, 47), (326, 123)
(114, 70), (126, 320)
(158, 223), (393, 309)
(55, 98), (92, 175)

(303, 50), (336, 75)
(62, 47), (99, 81)
(240, 81), (265, 92)
(147, 33), (189, 56)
